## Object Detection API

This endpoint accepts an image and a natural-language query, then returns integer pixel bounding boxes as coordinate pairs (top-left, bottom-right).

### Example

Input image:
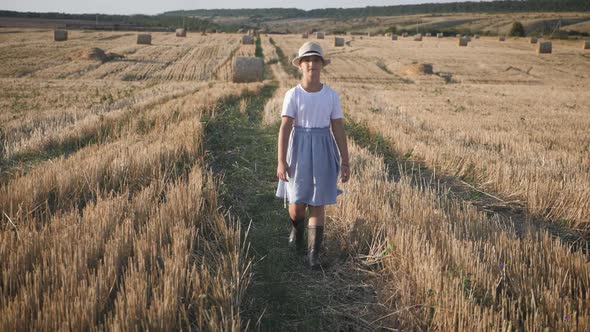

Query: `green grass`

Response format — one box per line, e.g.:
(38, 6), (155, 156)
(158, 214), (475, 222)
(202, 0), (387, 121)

(269, 38), (301, 80)
(255, 36), (264, 58)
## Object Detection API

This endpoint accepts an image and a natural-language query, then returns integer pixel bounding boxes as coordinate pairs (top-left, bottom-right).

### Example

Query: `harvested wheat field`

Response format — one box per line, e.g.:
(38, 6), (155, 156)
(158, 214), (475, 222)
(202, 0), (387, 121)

(1, 27), (590, 331)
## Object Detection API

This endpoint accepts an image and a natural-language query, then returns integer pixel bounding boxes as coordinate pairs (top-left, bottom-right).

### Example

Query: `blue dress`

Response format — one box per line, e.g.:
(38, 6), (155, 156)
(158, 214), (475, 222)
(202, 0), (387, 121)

(276, 126), (342, 206)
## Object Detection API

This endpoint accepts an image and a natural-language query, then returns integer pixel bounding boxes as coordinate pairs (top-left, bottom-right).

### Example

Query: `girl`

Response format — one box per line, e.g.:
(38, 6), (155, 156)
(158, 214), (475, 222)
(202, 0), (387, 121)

(276, 41), (350, 269)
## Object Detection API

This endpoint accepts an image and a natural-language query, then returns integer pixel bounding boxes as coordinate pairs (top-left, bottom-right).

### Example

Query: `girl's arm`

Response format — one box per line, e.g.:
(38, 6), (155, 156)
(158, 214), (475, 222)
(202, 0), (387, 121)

(331, 118), (350, 183)
(277, 116), (294, 181)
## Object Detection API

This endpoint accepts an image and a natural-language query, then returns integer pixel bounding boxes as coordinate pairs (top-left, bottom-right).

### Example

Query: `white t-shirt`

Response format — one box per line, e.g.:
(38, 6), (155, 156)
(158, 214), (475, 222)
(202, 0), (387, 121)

(281, 84), (343, 128)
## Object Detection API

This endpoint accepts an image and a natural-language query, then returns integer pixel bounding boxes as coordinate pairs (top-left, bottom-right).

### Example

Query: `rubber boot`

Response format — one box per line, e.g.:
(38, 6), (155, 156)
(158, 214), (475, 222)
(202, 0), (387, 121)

(288, 217), (305, 250)
(307, 226), (324, 270)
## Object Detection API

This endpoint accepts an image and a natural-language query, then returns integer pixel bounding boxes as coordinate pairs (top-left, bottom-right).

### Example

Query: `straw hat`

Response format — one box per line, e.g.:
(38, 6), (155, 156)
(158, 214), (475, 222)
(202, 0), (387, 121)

(291, 41), (330, 67)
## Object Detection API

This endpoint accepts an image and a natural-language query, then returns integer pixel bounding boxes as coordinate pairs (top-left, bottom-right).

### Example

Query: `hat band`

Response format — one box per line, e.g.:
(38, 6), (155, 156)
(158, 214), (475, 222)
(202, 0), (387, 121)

(300, 51), (322, 57)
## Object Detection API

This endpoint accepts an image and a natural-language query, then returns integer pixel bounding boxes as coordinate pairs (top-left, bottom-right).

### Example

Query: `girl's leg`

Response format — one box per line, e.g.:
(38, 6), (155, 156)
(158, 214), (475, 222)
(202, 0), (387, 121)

(289, 203), (307, 221)
(308, 205), (325, 227)
(307, 205), (325, 269)
(288, 203), (307, 248)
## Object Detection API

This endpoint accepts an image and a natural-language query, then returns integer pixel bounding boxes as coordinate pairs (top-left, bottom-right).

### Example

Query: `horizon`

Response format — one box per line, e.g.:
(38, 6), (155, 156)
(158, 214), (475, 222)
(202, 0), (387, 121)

(0, 0), (492, 16)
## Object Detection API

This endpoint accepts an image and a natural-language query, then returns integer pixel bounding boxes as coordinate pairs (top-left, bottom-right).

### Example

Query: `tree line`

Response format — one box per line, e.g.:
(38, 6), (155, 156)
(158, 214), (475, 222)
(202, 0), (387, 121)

(166, 0), (589, 19)
(1, 0), (588, 31)
(0, 10), (227, 32)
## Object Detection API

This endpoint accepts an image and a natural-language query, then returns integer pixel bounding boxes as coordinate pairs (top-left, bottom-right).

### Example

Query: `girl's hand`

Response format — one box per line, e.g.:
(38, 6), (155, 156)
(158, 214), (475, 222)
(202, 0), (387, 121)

(341, 164), (350, 183)
(277, 161), (289, 182)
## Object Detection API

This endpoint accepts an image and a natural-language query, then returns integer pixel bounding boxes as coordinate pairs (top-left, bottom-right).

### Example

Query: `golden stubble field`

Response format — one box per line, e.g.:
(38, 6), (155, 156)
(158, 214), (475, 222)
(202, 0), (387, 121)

(1, 28), (589, 330)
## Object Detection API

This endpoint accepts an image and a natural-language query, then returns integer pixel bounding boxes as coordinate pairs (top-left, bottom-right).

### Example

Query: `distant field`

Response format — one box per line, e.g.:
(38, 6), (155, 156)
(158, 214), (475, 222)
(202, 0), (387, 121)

(204, 12), (590, 35)
(3, 12), (590, 35)
(0, 28), (589, 330)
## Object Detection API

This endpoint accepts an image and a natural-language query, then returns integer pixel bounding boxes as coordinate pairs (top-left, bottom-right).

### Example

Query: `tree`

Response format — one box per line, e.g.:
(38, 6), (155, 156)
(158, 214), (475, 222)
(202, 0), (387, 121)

(509, 21), (526, 37)
(385, 26), (397, 34)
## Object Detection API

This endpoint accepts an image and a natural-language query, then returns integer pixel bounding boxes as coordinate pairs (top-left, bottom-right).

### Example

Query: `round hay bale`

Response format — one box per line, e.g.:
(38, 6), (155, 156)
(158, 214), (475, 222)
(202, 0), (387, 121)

(78, 47), (108, 62)
(137, 34), (152, 45)
(176, 28), (186, 37)
(54, 30), (68, 41)
(584, 41), (590, 50)
(233, 57), (264, 83)
(437, 32), (444, 38)
(458, 37), (469, 47)
(537, 41), (552, 54)
(402, 32), (408, 38)
(316, 32), (325, 39)
(242, 35), (254, 44)
(529, 37), (538, 44)
(391, 34), (398, 41)
(334, 37), (344, 47)
(414, 34), (423, 41)
(404, 63), (433, 76)
(499, 36), (506, 42)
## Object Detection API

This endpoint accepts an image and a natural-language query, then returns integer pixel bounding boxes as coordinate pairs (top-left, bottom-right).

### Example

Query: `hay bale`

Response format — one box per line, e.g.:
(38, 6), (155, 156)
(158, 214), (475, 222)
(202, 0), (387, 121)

(475, 34), (480, 39)
(402, 32), (408, 37)
(404, 63), (433, 76)
(233, 57), (264, 83)
(499, 36), (505, 42)
(584, 41), (590, 49)
(176, 28), (186, 37)
(529, 37), (538, 44)
(334, 37), (344, 47)
(458, 37), (469, 47)
(77, 47), (124, 62)
(391, 34), (398, 41)
(242, 35), (254, 45)
(302, 32), (308, 38)
(414, 34), (423, 41)
(316, 32), (325, 39)
(78, 47), (108, 62)
(437, 32), (444, 38)
(54, 30), (68, 41)
(137, 34), (151, 45)
(537, 41), (552, 54)
(425, 33), (432, 37)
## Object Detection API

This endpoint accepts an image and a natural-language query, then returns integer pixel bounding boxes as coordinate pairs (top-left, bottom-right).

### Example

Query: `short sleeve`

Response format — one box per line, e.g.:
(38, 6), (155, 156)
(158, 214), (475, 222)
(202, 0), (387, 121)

(281, 88), (297, 118)
(330, 90), (343, 119)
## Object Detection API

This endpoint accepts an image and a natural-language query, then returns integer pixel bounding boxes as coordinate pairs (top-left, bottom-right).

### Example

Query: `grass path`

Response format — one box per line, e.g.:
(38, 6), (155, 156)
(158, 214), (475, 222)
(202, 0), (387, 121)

(203, 84), (386, 331)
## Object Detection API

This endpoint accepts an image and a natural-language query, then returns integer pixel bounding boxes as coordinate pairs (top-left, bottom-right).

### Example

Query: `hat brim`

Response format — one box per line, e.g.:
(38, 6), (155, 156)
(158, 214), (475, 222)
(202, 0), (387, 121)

(291, 55), (330, 68)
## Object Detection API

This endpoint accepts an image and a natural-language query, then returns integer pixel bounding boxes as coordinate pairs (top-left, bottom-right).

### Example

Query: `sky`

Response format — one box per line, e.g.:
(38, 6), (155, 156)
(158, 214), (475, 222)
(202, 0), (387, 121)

(0, 0), (490, 16)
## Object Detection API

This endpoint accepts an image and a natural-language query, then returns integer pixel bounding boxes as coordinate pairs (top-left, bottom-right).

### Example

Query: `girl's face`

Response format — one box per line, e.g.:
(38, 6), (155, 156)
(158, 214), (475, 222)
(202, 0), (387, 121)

(298, 55), (323, 81)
